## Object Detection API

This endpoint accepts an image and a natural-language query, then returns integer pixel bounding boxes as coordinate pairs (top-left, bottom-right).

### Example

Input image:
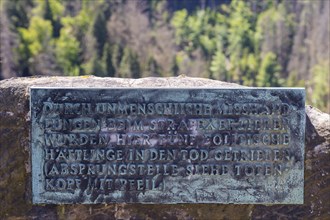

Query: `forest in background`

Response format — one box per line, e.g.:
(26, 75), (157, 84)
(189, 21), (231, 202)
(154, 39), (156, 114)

(0, 0), (329, 112)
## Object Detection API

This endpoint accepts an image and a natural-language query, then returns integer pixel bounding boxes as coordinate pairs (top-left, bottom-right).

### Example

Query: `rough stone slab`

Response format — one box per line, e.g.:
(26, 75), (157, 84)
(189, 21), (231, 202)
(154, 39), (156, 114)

(31, 87), (305, 204)
(0, 76), (329, 219)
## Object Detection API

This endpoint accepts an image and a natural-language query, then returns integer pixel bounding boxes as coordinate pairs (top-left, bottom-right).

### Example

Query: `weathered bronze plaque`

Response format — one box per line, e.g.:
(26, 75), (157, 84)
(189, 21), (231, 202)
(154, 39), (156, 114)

(31, 88), (305, 204)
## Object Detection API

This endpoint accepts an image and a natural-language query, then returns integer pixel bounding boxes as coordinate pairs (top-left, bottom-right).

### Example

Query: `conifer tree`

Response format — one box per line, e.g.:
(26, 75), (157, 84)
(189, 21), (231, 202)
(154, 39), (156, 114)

(111, 44), (123, 73)
(93, 11), (108, 56)
(171, 57), (179, 76)
(146, 57), (161, 77)
(43, 0), (63, 37)
(119, 47), (140, 78)
(102, 43), (115, 77)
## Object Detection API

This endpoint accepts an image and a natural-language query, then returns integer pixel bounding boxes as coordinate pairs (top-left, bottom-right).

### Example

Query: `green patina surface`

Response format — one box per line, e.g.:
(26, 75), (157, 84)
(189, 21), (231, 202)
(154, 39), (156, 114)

(31, 88), (305, 204)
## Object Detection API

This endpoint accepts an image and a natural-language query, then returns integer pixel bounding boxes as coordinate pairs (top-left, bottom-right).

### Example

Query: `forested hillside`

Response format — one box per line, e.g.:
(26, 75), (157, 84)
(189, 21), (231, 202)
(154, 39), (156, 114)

(0, 0), (329, 112)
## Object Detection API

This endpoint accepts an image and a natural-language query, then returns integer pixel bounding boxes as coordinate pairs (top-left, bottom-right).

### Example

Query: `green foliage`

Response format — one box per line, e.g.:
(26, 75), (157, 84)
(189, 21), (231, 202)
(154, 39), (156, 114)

(102, 43), (116, 77)
(171, 56), (179, 76)
(1, 0), (329, 112)
(33, 0), (64, 37)
(111, 44), (123, 71)
(254, 3), (294, 73)
(311, 61), (330, 111)
(256, 52), (281, 87)
(86, 55), (104, 77)
(285, 72), (304, 87)
(226, 0), (256, 82)
(119, 47), (140, 78)
(146, 57), (161, 77)
(55, 23), (80, 75)
(33, 0), (64, 19)
(17, 16), (53, 74)
(171, 9), (188, 46)
(93, 11), (108, 56)
(210, 48), (227, 81)
(4, 0), (34, 28)
(171, 9), (223, 57)
(18, 16), (53, 57)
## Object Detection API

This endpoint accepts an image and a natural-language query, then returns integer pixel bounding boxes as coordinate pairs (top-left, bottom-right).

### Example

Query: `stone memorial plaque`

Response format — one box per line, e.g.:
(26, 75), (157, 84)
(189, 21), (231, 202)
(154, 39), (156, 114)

(30, 88), (305, 204)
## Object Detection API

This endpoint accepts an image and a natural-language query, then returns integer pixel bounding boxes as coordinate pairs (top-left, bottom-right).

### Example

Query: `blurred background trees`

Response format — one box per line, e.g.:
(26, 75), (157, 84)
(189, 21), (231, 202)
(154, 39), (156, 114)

(0, 0), (329, 112)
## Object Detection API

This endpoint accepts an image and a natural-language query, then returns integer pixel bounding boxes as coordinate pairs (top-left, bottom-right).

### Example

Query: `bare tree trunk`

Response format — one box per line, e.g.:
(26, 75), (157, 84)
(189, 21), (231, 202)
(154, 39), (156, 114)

(0, 3), (17, 79)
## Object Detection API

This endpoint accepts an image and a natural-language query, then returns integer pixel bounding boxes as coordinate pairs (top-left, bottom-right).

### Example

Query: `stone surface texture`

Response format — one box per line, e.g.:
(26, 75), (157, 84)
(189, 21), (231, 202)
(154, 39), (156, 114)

(0, 76), (329, 219)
